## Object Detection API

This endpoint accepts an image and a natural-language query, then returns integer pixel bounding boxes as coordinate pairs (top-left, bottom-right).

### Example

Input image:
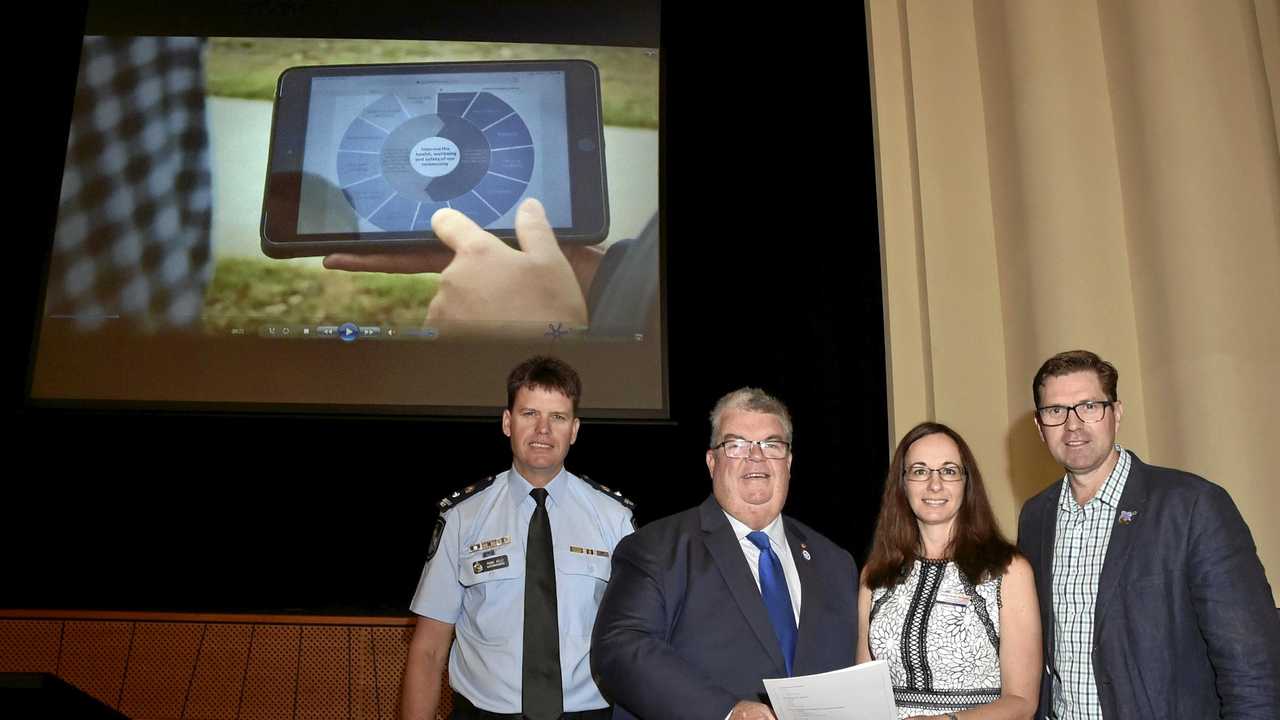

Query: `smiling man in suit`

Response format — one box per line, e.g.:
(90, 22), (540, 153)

(1017, 350), (1280, 719)
(591, 388), (858, 720)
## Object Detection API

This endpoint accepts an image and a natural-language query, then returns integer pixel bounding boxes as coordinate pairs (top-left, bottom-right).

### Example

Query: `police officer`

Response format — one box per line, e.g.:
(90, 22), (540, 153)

(402, 356), (635, 720)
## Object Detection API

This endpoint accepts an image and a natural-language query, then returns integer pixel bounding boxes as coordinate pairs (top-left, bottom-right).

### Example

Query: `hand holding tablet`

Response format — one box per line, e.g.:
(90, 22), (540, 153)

(324, 198), (590, 335)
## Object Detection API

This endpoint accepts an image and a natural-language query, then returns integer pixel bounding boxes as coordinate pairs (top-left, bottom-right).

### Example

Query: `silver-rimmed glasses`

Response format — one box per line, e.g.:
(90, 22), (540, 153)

(712, 439), (792, 459)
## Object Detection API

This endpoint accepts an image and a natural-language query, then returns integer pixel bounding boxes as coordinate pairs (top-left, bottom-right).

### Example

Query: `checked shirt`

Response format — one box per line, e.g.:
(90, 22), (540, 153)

(1049, 446), (1131, 719)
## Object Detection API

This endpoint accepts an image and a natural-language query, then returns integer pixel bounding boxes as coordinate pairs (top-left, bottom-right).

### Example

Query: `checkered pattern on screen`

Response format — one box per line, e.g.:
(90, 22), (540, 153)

(1049, 447), (1131, 720)
(47, 36), (212, 330)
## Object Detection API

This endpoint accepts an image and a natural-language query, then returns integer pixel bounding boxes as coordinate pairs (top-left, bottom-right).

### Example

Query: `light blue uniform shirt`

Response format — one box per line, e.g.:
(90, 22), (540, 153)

(410, 467), (634, 713)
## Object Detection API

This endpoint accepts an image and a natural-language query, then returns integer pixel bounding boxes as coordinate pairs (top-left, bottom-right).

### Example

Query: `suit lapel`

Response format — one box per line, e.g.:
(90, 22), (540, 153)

(1094, 455), (1149, 629)
(1028, 487), (1061, 720)
(1038, 491), (1058, 631)
(698, 496), (787, 674)
(785, 518), (819, 669)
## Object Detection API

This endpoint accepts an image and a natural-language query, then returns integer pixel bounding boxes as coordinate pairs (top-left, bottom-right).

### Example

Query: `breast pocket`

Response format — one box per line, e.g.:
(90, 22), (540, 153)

(456, 549), (526, 645)
(554, 547), (612, 638)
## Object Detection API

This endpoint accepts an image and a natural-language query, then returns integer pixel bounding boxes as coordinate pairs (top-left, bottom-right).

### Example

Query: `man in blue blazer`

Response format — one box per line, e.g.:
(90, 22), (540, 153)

(1017, 350), (1280, 719)
(591, 388), (859, 720)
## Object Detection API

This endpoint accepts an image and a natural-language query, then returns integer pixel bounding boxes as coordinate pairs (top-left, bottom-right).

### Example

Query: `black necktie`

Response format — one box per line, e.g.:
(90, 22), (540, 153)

(523, 488), (562, 720)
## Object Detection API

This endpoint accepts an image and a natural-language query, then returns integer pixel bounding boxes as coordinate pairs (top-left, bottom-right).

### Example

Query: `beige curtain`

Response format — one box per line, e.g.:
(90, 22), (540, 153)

(869, 0), (1280, 603)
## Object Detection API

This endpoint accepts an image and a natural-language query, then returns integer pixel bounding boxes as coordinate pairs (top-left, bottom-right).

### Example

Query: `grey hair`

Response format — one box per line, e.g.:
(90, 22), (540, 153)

(708, 387), (794, 446)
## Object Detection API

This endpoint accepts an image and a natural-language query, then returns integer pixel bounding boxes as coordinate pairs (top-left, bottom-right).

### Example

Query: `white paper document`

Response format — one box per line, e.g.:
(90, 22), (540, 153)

(763, 660), (897, 720)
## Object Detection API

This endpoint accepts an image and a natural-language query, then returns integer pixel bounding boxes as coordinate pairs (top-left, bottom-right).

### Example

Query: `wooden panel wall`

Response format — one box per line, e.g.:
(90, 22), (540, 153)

(0, 611), (449, 720)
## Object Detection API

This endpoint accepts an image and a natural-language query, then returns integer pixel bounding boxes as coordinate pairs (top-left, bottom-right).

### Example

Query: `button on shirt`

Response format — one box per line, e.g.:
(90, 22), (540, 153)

(410, 468), (634, 713)
(724, 512), (802, 625)
(1050, 447), (1131, 720)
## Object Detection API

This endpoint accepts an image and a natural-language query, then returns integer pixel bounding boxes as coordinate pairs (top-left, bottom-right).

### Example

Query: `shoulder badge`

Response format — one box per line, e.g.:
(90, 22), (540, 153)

(435, 475), (497, 513)
(581, 474), (636, 510)
(426, 516), (446, 561)
(428, 476), (497, 561)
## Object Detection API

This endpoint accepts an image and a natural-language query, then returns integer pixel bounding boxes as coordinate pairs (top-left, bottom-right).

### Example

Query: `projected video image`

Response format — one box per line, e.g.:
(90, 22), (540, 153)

(33, 35), (664, 415)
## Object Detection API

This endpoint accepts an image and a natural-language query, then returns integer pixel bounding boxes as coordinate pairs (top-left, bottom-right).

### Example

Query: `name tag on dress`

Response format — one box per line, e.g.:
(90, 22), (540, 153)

(935, 591), (971, 607)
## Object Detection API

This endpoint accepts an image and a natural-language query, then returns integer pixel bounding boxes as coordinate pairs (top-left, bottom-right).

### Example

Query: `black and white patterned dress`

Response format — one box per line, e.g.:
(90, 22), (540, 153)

(868, 559), (1002, 718)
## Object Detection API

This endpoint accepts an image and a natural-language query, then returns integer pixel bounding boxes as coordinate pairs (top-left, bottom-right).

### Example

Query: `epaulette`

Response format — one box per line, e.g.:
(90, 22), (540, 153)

(428, 476), (496, 562)
(436, 476), (497, 512)
(581, 475), (636, 510)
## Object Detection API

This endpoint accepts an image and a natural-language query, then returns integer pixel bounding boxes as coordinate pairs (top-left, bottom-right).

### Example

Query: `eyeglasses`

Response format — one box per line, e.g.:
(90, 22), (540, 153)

(904, 464), (966, 483)
(1036, 400), (1115, 427)
(712, 438), (792, 459)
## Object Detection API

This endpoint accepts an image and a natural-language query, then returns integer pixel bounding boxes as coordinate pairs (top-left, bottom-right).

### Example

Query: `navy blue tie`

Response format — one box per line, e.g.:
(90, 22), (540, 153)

(747, 530), (797, 675)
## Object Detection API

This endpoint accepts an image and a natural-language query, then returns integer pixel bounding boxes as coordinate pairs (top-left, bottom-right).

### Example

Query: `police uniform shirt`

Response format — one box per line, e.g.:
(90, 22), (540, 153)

(410, 467), (635, 713)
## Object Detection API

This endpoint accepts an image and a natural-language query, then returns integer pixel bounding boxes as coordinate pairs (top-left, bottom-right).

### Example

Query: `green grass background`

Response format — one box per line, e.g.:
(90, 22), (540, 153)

(203, 258), (440, 331)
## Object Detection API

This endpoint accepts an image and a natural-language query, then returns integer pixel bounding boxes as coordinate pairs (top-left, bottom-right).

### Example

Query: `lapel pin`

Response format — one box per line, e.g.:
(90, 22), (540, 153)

(1119, 510), (1138, 525)
(801, 543), (811, 561)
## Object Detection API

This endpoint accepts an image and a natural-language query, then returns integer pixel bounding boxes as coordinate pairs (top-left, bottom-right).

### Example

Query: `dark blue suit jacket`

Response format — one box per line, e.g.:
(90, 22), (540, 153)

(1017, 453), (1280, 718)
(591, 495), (859, 720)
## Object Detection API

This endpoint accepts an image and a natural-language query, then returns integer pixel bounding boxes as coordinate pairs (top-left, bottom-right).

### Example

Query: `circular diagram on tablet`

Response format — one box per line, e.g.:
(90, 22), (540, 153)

(335, 91), (535, 231)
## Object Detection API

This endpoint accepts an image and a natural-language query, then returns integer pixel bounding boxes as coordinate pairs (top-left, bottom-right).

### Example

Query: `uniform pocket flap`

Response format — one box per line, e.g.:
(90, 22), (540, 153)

(554, 546), (611, 581)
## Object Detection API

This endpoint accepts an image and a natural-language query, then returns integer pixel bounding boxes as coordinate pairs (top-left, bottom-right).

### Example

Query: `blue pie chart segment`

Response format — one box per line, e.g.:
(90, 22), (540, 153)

(474, 173), (530, 216)
(411, 201), (451, 232)
(462, 92), (516, 129)
(437, 92), (476, 119)
(485, 114), (533, 150)
(336, 151), (379, 188)
(339, 92), (533, 231)
(339, 119), (387, 153)
(369, 194), (419, 231)
(448, 192), (501, 227)
(342, 175), (396, 219)
(359, 94), (410, 130)
(490, 147), (535, 182)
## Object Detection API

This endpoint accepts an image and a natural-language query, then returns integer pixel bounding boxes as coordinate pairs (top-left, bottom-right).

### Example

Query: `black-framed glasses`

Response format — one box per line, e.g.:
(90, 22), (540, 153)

(712, 438), (792, 459)
(904, 464), (966, 483)
(1036, 400), (1115, 426)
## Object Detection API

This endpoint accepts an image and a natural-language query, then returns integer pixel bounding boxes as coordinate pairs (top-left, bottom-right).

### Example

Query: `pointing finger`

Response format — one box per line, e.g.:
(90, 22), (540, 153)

(432, 207), (500, 255)
(512, 197), (560, 259)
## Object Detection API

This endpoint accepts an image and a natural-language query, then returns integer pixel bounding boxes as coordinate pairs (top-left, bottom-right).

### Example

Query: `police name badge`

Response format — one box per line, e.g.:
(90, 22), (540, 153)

(472, 556), (510, 574)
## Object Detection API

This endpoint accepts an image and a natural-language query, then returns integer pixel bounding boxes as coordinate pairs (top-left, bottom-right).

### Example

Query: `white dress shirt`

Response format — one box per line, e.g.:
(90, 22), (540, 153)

(723, 511), (802, 624)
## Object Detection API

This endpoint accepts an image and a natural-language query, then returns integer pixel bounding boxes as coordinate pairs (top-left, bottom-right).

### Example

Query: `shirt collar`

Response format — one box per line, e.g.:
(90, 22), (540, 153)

(723, 510), (787, 550)
(1057, 445), (1131, 511)
(1095, 446), (1131, 507)
(506, 466), (569, 510)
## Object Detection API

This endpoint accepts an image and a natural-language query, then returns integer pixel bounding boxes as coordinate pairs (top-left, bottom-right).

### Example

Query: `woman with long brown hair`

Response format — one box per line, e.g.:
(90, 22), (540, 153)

(856, 422), (1040, 719)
